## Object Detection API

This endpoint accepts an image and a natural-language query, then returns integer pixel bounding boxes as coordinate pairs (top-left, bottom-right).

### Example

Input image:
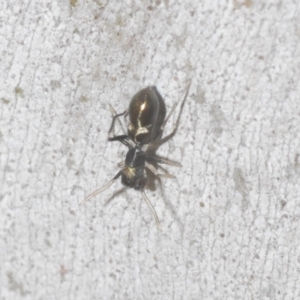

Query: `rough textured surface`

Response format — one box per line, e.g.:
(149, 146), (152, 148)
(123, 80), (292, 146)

(1, 0), (300, 299)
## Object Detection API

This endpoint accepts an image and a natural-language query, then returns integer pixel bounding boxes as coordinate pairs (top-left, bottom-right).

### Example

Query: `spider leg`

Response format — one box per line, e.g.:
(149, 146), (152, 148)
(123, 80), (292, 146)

(109, 105), (127, 135)
(108, 134), (134, 148)
(107, 106), (135, 148)
(157, 82), (191, 147)
(118, 161), (125, 168)
(108, 107), (127, 139)
(145, 162), (176, 178)
(141, 187), (161, 230)
(145, 81), (191, 151)
(160, 81), (191, 132)
(81, 171), (122, 205)
(145, 154), (182, 167)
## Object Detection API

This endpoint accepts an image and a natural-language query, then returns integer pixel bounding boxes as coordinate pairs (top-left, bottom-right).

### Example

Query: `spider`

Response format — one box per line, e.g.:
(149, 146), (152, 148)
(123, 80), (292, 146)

(81, 83), (191, 228)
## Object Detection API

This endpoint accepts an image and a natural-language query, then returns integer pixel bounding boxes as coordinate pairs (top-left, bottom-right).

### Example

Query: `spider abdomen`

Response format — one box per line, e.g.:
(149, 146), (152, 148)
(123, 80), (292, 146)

(128, 86), (166, 145)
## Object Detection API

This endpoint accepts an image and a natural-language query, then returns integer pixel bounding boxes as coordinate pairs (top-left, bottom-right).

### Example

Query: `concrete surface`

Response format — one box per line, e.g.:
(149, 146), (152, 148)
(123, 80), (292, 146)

(0, 0), (300, 299)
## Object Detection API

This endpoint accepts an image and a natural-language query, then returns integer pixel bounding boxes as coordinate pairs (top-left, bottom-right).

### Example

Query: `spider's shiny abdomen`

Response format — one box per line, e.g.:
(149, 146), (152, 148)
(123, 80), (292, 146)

(128, 86), (166, 145)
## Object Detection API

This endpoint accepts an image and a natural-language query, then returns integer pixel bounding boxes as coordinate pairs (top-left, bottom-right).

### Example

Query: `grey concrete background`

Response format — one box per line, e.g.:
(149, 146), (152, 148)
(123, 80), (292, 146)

(1, 0), (300, 299)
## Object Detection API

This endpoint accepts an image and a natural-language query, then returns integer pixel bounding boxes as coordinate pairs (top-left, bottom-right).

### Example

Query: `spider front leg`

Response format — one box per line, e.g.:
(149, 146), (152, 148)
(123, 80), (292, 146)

(108, 106), (127, 138)
(81, 170), (122, 205)
(107, 106), (134, 148)
(108, 134), (134, 148)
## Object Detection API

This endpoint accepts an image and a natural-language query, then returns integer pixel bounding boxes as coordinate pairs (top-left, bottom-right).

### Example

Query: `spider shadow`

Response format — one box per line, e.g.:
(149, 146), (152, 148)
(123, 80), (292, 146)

(103, 186), (126, 207)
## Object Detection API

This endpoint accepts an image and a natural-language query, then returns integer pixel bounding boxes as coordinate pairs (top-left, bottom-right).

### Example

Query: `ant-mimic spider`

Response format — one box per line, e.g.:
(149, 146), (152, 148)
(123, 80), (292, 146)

(82, 83), (191, 228)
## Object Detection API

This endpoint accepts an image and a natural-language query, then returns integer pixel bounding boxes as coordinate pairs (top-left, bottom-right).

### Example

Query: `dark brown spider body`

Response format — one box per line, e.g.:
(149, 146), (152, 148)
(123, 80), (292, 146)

(82, 83), (191, 228)
(128, 86), (166, 145)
